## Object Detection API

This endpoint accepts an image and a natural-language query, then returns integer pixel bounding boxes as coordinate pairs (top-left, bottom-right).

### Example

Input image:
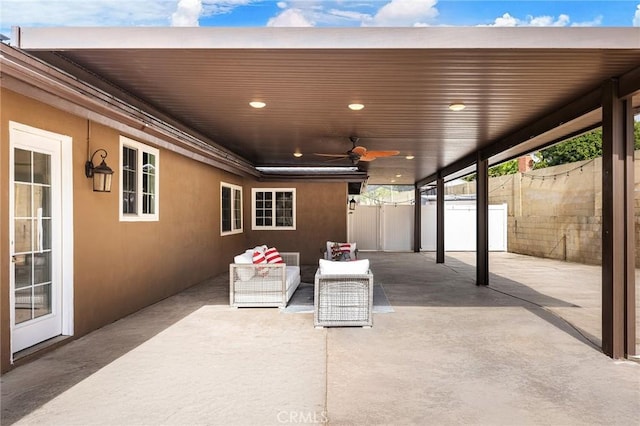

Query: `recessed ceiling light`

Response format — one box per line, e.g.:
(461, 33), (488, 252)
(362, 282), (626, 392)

(405, 155), (415, 160)
(348, 103), (365, 111)
(391, 179), (396, 183)
(293, 152), (303, 158)
(395, 174), (402, 178)
(448, 102), (466, 111)
(249, 101), (266, 109)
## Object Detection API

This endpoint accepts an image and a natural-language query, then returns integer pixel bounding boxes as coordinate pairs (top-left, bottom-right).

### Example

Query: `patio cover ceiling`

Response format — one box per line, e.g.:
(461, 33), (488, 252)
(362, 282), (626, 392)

(15, 27), (640, 185)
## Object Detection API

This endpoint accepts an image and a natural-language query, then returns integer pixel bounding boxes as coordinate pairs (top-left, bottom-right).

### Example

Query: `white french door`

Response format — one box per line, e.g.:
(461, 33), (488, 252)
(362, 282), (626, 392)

(9, 122), (73, 355)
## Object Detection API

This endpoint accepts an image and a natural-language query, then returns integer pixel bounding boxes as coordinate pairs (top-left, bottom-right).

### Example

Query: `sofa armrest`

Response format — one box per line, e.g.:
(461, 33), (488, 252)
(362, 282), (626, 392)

(280, 252), (299, 266)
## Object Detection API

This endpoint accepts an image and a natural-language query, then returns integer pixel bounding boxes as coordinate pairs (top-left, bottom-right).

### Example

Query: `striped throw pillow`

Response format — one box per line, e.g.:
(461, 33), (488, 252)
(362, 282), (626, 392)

(265, 247), (284, 264)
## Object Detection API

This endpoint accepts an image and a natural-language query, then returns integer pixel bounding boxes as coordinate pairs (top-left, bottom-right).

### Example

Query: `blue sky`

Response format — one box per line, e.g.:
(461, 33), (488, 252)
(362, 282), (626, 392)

(1, 1), (639, 37)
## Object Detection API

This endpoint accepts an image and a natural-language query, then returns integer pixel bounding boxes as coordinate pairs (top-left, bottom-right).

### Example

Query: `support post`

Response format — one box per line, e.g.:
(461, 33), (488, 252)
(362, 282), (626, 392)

(414, 185), (421, 252)
(476, 154), (489, 286)
(601, 78), (635, 358)
(436, 176), (445, 263)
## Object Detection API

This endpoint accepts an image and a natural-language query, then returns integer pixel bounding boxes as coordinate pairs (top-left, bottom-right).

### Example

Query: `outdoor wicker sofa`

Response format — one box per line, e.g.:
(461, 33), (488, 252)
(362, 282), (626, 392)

(230, 251), (301, 308)
(314, 259), (374, 328)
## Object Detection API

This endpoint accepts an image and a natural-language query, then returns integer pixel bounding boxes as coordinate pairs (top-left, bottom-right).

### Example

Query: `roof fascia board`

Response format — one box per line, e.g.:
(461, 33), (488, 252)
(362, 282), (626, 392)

(15, 27), (640, 50)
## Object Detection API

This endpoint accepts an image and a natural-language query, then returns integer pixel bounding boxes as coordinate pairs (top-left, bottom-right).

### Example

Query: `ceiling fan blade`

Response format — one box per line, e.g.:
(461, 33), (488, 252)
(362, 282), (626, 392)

(351, 146), (367, 156)
(365, 150), (400, 158)
(314, 153), (349, 158)
(358, 154), (377, 162)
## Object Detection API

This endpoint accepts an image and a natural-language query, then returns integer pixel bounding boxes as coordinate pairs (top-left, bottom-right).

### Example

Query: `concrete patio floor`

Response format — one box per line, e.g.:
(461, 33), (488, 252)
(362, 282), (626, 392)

(2, 251), (639, 425)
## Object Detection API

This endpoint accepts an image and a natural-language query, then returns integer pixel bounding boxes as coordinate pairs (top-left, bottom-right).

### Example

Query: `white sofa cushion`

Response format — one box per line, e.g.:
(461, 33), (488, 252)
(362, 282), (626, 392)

(233, 250), (255, 281)
(319, 258), (369, 275)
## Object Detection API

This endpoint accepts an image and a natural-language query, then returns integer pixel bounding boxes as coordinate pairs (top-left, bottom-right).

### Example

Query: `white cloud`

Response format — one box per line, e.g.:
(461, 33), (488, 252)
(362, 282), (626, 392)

(267, 8), (315, 27)
(482, 12), (601, 27)
(364, 0), (439, 27)
(571, 15), (603, 27)
(634, 4), (640, 26)
(488, 12), (518, 27)
(171, 0), (202, 26)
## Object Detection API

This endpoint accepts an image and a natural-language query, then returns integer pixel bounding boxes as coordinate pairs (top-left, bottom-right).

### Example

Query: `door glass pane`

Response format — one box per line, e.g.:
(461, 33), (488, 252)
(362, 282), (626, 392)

(14, 288), (33, 324)
(33, 252), (51, 285)
(14, 149), (31, 183)
(14, 219), (32, 253)
(14, 254), (32, 290)
(39, 218), (52, 251)
(33, 284), (52, 319)
(14, 183), (31, 217)
(13, 147), (54, 326)
(33, 152), (50, 184)
(34, 186), (51, 217)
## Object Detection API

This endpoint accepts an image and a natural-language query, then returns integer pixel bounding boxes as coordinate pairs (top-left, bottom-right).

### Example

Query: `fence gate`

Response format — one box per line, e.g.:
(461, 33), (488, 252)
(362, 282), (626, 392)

(348, 205), (414, 251)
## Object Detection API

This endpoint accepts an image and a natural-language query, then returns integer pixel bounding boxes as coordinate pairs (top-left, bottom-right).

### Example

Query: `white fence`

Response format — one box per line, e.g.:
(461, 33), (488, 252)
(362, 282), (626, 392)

(347, 201), (507, 252)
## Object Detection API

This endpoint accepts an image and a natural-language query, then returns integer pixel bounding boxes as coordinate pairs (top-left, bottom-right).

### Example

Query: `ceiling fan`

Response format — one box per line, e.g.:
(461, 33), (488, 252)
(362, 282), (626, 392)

(314, 136), (400, 164)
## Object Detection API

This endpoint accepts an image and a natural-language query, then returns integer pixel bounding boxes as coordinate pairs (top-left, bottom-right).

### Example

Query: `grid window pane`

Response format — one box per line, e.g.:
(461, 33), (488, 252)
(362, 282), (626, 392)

(33, 152), (51, 185)
(33, 284), (52, 319)
(14, 149), (32, 183)
(122, 146), (137, 214)
(221, 186), (232, 232)
(255, 191), (273, 227)
(14, 183), (31, 217)
(14, 254), (32, 290)
(14, 288), (33, 324)
(142, 152), (156, 214)
(275, 191), (294, 227)
(233, 189), (242, 230)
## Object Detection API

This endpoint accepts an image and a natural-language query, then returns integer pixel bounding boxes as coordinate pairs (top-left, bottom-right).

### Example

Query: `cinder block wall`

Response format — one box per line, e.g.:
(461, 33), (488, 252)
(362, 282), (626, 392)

(446, 152), (640, 266)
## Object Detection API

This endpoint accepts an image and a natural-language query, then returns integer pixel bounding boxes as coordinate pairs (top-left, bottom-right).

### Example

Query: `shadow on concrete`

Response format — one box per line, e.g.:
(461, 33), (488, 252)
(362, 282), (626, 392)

(358, 251), (602, 352)
(1, 281), (222, 425)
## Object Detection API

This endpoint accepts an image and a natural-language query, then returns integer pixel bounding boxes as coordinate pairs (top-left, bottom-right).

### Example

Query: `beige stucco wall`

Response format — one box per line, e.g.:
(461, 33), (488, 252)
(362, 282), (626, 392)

(1, 88), (349, 373)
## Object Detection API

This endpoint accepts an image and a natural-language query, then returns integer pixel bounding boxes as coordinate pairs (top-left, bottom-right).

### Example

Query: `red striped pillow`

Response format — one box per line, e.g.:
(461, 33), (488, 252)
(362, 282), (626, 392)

(265, 247), (284, 264)
(252, 250), (267, 264)
(339, 243), (352, 254)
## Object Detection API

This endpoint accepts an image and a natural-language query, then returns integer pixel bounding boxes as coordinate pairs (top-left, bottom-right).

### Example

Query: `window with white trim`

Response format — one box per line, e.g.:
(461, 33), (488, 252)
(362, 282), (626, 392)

(221, 182), (243, 235)
(251, 188), (296, 230)
(119, 136), (159, 221)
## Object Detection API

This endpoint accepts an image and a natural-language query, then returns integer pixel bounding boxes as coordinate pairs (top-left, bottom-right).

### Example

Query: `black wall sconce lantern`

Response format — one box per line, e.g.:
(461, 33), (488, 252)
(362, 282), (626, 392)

(349, 197), (357, 211)
(85, 149), (114, 192)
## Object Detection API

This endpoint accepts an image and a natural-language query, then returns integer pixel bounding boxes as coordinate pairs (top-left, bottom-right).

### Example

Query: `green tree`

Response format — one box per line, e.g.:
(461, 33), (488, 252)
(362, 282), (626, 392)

(536, 129), (602, 168)
(536, 121), (640, 168)
(463, 121), (640, 181)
